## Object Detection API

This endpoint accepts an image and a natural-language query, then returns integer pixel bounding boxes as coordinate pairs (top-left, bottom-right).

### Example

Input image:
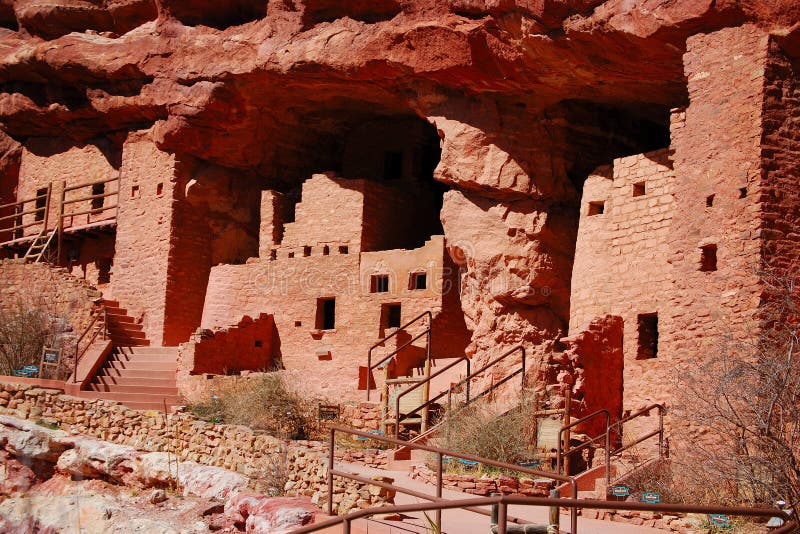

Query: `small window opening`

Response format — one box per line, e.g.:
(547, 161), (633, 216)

(739, 187), (748, 198)
(409, 272), (427, 290)
(383, 151), (403, 181)
(288, 252), (295, 258)
(294, 320), (302, 327)
(90, 183), (105, 212)
(34, 188), (47, 221)
(371, 274), (389, 293)
(156, 183), (164, 196)
(633, 182), (646, 197)
(323, 245), (330, 256)
(706, 194), (715, 207)
(587, 201), (605, 216)
(303, 246), (311, 257)
(700, 244), (717, 272)
(339, 245), (349, 255)
(637, 313), (659, 359)
(269, 249), (277, 260)
(254, 340), (263, 348)
(131, 185), (140, 199)
(316, 298), (336, 330)
(380, 303), (402, 335)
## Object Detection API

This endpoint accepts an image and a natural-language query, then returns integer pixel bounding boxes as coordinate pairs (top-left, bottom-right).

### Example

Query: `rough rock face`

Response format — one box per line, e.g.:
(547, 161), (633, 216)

(0, 414), (316, 533)
(0, 0), (798, 369)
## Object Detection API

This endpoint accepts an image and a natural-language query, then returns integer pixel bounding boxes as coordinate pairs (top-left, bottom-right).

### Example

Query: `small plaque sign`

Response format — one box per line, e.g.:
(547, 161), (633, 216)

(317, 404), (340, 421)
(43, 348), (60, 364)
(536, 418), (561, 451)
(709, 514), (731, 528)
(610, 485), (631, 498)
(642, 491), (661, 504)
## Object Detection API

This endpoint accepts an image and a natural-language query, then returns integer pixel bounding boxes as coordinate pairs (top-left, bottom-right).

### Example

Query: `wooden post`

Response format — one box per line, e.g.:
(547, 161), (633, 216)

(56, 180), (66, 263)
(563, 387), (572, 477)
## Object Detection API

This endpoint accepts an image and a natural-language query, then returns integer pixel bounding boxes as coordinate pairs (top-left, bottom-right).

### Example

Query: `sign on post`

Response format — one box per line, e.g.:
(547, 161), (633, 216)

(39, 347), (62, 379)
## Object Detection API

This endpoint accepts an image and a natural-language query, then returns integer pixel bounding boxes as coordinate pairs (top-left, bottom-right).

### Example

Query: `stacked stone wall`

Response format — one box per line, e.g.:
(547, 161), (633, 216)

(0, 382), (394, 514)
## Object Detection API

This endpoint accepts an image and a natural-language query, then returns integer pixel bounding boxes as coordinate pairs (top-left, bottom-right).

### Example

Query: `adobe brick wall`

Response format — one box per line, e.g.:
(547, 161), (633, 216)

(760, 39), (800, 275)
(568, 26), (774, 447)
(17, 138), (119, 236)
(201, 235), (462, 401)
(110, 131), (176, 343)
(177, 313), (275, 382)
(0, 260), (100, 372)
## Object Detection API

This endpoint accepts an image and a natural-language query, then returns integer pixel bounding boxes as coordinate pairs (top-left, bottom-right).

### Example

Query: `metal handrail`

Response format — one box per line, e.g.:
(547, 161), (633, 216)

(326, 425), (579, 534)
(557, 409), (610, 480)
(393, 346), (527, 442)
(556, 404), (667, 487)
(73, 307), (108, 383)
(291, 494), (794, 534)
(366, 310), (432, 401)
(393, 356), (470, 439)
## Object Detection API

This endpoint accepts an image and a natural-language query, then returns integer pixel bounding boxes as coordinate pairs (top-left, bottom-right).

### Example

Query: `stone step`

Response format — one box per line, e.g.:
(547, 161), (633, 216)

(87, 383), (179, 395)
(123, 346), (179, 356)
(107, 324), (146, 335)
(92, 375), (177, 388)
(110, 354), (177, 363)
(105, 312), (134, 323)
(98, 368), (176, 380)
(106, 360), (176, 372)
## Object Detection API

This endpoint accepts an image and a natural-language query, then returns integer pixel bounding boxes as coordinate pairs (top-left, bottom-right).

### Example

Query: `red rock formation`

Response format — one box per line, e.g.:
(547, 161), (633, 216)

(0, 0), (798, 404)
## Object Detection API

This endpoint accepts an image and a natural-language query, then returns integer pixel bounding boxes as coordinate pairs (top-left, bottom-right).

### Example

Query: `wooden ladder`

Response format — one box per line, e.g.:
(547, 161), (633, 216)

(23, 227), (56, 263)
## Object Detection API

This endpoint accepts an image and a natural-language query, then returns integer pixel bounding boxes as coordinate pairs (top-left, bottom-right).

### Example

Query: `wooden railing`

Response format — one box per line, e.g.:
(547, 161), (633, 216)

(0, 176), (120, 263)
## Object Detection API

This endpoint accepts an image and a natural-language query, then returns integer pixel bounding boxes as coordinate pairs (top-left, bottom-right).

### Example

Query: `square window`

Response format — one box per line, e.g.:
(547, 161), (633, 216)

(588, 201), (605, 216)
(739, 187), (748, 199)
(323, 245), (330, 256)
(700, 244), (717, 272)
(303, 246), (311, 257)
(315, 298), (335, 330)
(380, 303), (402, 335)
(90, 183), (105, 212)
(339, 245), (349, 255)
(131, 185), (140, 199)
(637, 313), (658, 360)
(371, 274), (389, 293)
(633, 182), (646, 197)
(706, 194), (715, 207)
(409, 272), (427, 290)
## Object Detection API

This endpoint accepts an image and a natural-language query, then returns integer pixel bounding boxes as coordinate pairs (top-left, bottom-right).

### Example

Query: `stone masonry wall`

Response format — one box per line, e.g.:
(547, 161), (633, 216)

(110, 131), (177, 344)
(17, 138), (119, 237)
(0, 260), (99, 370)
(0, 381), (394, 514)
(201, 235), (460, 401)
(761, 38), (800, 275)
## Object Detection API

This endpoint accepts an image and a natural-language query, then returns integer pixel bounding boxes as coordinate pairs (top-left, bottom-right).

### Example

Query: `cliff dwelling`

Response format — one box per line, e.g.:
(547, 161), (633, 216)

(0, 0), (798, 530)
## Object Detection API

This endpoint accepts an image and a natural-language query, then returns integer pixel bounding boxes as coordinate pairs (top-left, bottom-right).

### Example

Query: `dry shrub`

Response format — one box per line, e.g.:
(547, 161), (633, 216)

(433, 393), (541, 468)
(0, 299), (71, 377)
(188, 374), (316, 440)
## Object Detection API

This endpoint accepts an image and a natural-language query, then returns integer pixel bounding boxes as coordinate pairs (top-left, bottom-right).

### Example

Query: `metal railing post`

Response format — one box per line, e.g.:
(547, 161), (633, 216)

(436, 452), (443, 531)
(658, 406), (664, 458)
(497, 502), (508, 534)
(366, 349), (373, 401)
(328, 428), (335, 516)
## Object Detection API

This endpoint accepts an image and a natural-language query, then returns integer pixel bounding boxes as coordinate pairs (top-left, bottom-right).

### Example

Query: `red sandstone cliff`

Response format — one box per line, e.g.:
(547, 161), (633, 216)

(0, 0), (798, 366)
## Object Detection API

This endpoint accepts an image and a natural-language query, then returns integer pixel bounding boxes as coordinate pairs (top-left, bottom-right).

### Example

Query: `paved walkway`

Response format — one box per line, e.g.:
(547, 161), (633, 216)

(309, 461), (664, 534)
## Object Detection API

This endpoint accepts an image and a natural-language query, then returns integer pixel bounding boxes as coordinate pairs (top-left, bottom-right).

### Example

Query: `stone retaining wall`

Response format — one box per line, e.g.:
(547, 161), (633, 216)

(0, 381), (393, 514)
(409, 464), (554, 497)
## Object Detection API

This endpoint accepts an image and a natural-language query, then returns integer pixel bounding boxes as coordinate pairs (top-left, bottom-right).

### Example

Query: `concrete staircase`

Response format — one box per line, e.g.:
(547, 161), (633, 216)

(80, 346), (179, 411)
(77, 300), (179, 411)
(102, 299), (150, 347)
